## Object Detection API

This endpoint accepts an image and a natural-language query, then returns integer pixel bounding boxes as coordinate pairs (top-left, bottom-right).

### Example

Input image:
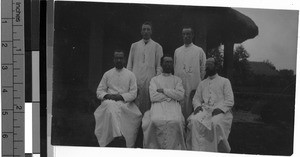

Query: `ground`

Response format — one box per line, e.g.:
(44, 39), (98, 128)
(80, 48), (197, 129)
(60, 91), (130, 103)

(51, 95), (294, 155)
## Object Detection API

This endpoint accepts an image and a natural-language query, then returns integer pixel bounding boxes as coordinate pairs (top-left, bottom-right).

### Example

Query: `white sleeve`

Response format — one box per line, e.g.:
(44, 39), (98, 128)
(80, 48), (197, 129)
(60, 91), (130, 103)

(96, 73), (108, 100)
(200, 49), (206, 80)
(155, 44), (163, 75)
(192, 82), (203, 110)
(149, 77), (169, 103)
(164, 77), (184, 101)
(121, 73), (137, 102)
(216, 79), (234, 113)
(127, 44), (135, 71)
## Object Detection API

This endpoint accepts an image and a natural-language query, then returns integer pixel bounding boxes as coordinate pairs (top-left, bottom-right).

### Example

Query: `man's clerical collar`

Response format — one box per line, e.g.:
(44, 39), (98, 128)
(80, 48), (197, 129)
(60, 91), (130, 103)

(115, 67), (124, 72)
(184, 43), (193, 47)
(208, 73), (218, 80)
(143, 39), (150, 44)
(162, 73), (171, 76)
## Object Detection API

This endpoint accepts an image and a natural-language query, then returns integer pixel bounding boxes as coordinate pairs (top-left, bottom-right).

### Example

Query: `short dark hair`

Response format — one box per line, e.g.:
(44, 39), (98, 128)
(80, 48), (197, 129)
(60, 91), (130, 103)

(113, 49), (126, 57)
(182, 25), (194, 34)
(142, 21), (152, 29)
(160, 54), (173, 66)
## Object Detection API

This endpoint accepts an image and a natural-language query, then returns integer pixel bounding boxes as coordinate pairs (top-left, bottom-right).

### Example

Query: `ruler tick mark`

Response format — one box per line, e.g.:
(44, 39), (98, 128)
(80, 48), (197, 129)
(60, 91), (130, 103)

(13, 82), (23, 84)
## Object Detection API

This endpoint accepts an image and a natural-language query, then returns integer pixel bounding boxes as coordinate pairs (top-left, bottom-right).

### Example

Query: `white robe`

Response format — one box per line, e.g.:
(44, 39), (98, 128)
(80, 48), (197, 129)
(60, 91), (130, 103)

(174, 43), (206, 119)
(186, 74), (234, 152)
(142, 74), (186, 149)
(127, 39), (163, 114)
(94, 68), (142, 147)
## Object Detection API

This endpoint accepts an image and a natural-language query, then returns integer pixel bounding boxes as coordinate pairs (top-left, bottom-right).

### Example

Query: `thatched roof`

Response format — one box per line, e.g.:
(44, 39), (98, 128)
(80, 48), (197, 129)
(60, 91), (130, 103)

(224, 8), (259, 43)
(206, 8), (259, 49)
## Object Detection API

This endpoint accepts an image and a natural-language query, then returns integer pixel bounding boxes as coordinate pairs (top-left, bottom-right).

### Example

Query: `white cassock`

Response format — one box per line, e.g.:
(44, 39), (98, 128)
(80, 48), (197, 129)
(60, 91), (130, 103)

(142, 74), (186, 149)
(127, 39), (163, 114)
(174, 43), (206, 119)
(94, 68), (142, 147)
(186, 74), (234, 152)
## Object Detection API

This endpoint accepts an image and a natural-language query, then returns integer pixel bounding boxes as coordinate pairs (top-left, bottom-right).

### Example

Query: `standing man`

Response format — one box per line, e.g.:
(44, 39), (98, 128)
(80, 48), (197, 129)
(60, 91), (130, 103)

(186, 58), (234, 152)
(142, 55), (186, 149)
(94, 50), (142, 148)
(174, 26), (206, 120)
(127, 21), (164, 114)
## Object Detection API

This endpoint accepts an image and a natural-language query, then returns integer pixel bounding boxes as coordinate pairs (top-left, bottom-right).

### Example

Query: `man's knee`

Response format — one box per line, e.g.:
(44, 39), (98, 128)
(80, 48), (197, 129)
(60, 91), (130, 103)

(187, 115), (199, 127)
(212, 114), (223, 126)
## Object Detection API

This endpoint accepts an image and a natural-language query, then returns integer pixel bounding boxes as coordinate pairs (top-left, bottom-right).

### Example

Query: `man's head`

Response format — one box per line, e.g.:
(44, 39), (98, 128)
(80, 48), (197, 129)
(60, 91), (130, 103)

(182, 26), (194, 46)
(161, 54), (174, 74)
(205, 58), (217, 76)
(113, 50), (126, 70)
(141, 21), (152, 40)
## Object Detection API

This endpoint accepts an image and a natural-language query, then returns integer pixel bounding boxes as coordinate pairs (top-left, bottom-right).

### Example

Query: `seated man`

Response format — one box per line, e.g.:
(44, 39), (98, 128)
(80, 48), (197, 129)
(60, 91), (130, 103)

(186, 58), (234, 152)
(142, 55), (186, 149)
(94, 50), (142, 148)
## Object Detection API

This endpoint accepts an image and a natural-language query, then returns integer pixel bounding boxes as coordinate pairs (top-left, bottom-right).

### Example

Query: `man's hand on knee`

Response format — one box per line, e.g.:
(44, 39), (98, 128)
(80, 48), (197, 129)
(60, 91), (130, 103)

(212, 108), (224, 116)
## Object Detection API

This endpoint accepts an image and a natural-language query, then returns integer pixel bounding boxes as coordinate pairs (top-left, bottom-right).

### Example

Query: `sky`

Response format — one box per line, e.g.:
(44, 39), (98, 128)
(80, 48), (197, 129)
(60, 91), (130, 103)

(234, 8), (299, 72)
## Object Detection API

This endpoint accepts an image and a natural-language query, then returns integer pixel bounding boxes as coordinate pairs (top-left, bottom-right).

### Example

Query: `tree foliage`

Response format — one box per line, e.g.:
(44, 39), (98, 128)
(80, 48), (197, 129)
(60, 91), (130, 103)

(207, 45), (224, 75)
(232, 45), (251, 86)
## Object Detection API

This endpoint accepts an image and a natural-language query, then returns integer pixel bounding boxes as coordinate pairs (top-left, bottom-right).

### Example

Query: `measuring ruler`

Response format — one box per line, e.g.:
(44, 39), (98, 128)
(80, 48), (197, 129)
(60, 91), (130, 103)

(2, 0), (25, 156)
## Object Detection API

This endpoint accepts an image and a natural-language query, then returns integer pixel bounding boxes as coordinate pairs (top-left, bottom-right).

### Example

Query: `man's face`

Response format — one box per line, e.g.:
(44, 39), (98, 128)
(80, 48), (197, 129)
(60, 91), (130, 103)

(162, 57), (174, 74)
(205, 61), (216, 76)
(141, 24), (152, 40)
(113, 51), (125, 69)
(182, 28), (193, 45)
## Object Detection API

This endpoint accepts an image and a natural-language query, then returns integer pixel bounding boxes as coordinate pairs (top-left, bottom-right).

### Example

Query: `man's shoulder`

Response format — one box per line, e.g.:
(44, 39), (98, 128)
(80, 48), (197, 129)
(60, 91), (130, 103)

(151, 39), (162, 47)
(103, 68), (115, 76)
(175, 45), (184, 52)
(192, 44), (205, 53)
(123, 68), (135, 75)
(173, 75), (182, 82)
(151, 74), (160, 80)
(131, 40), (142, 46)
(219, 75), (231, 83)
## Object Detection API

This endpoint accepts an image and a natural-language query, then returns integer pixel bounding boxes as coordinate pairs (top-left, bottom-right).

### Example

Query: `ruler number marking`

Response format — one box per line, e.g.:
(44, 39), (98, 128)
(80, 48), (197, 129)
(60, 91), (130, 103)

(2, 134), (9, 138)
(2, 111), (9, 115)
(2, 42), (9, 47)
(2, 65), (9, 70)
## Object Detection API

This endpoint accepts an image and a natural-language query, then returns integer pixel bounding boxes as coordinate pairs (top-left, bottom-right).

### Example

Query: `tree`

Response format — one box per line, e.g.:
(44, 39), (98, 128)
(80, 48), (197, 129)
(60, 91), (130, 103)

(232, 45), (252, 86)
(263, 59), (276, 70)
(207, 44), (252, 86)
(207, 45), (224, 75)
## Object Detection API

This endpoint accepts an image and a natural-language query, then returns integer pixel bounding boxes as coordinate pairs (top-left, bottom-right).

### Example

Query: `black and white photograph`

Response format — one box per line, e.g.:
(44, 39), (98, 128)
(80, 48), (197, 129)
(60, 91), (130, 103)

(50, 0), (298, 156)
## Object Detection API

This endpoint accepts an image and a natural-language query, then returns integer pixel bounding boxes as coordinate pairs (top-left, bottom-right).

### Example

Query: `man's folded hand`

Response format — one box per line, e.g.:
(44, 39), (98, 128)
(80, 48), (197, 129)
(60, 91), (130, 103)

(193, 106), (203, 115)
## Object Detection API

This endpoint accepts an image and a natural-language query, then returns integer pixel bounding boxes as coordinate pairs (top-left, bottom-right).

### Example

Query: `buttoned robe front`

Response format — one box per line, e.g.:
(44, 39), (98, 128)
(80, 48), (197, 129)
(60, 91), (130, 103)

(186, 74), (234, 152)
(127, 39), (163, 114)
(174, 43), (206, 120)
(94, 68), (142, 147)
(142, 74), (186, 149)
